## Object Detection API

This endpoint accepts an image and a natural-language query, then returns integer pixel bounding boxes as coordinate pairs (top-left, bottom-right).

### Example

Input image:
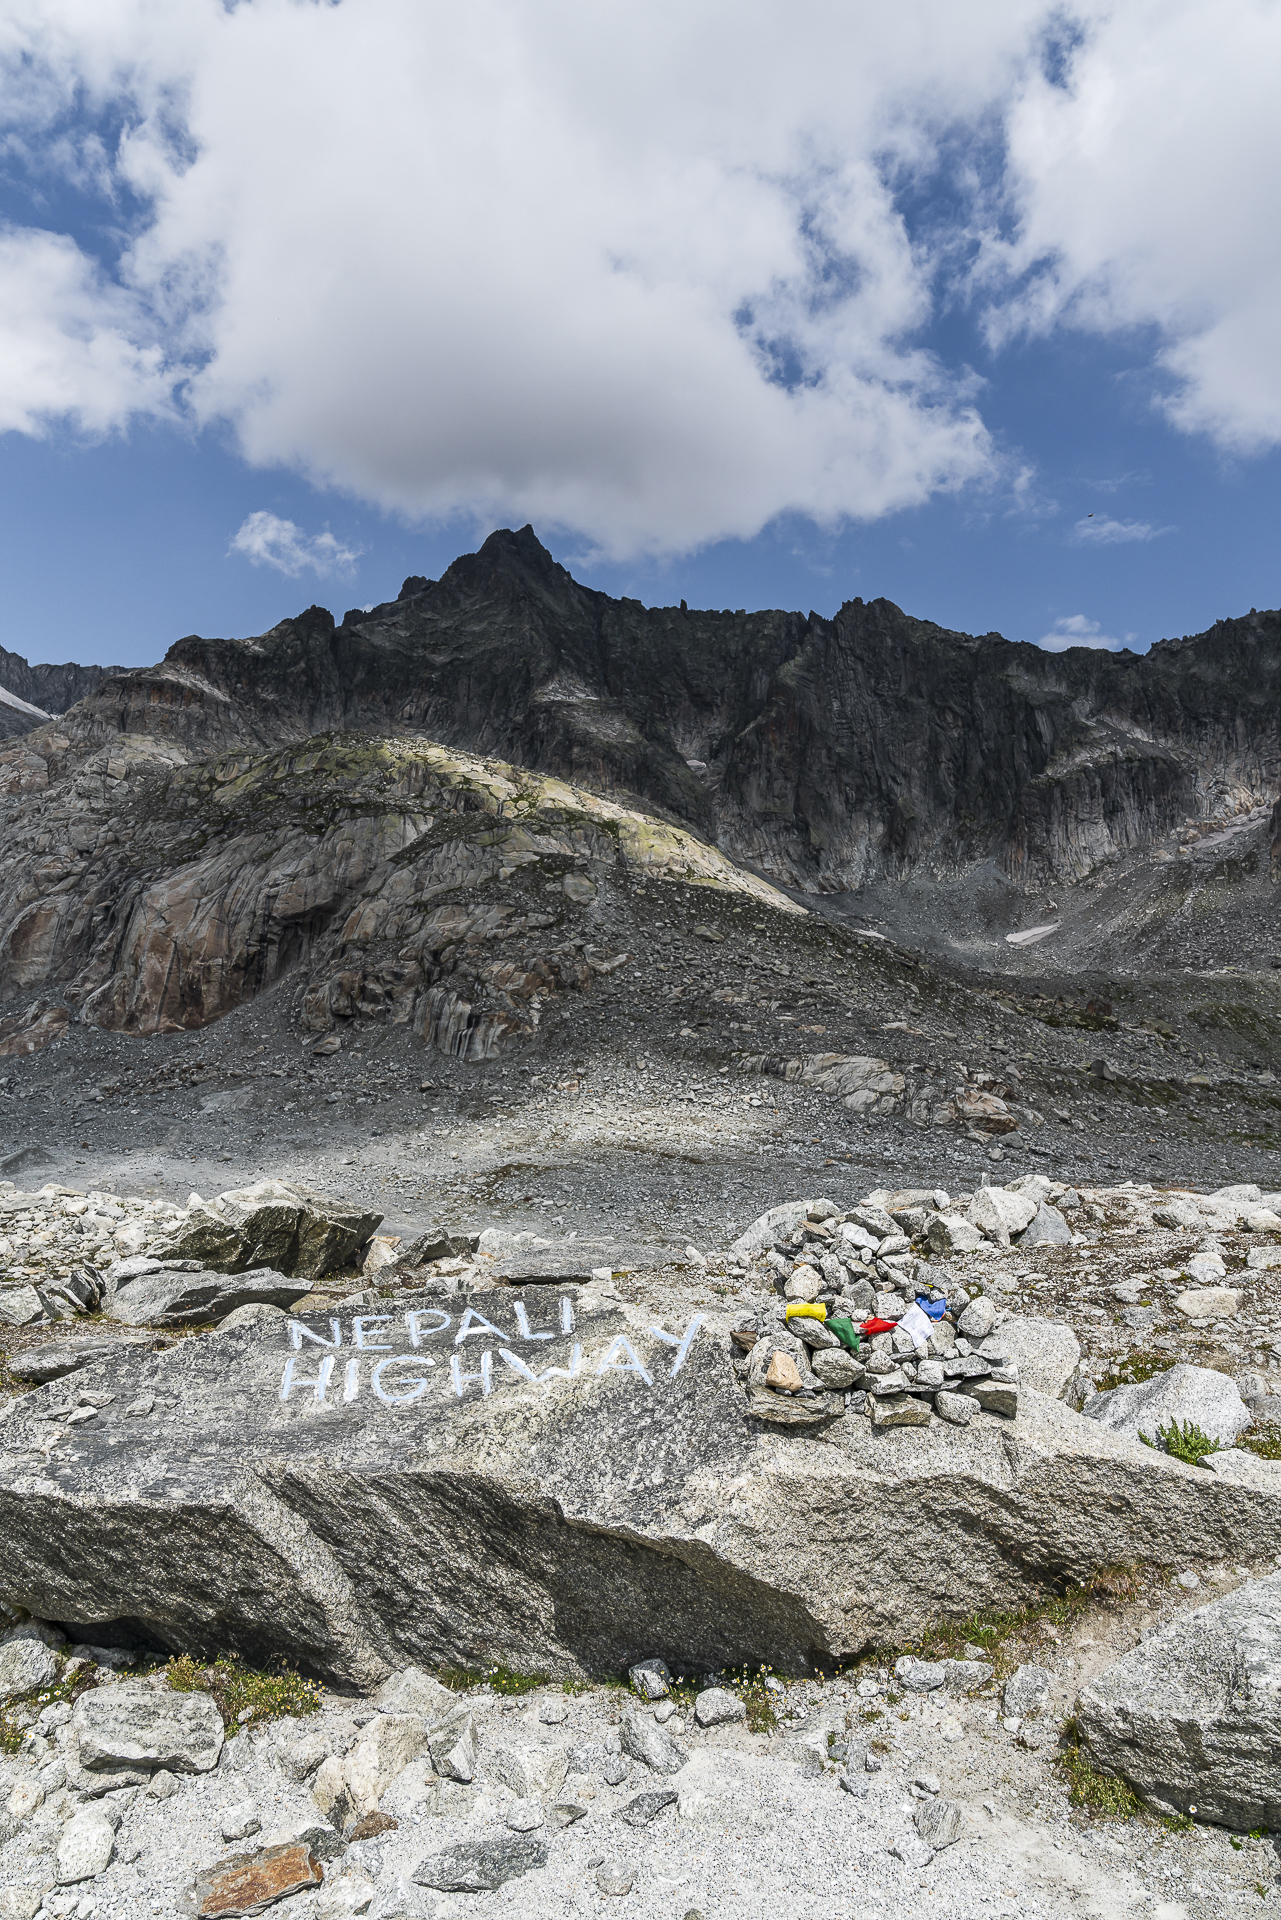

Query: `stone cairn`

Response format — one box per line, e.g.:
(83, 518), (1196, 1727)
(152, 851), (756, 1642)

(729, 1196), (1016, 1430)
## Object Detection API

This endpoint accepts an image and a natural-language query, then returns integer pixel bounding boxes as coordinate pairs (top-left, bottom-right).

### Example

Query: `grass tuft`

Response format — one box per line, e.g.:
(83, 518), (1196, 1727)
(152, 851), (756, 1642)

(437, 1662), (548, 1696)
(1139, 1419), (1220, 1466)
(1058, 1720), (1142, 1818)
(166, 1652), (321, 1733)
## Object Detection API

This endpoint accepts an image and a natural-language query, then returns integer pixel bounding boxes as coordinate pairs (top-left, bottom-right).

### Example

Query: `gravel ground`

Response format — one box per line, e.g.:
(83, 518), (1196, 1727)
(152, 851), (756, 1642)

(4, 1568), (1280, 1920)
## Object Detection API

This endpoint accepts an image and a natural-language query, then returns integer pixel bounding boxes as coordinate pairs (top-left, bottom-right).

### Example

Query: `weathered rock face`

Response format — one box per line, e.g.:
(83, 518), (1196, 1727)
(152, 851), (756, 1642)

(2, 528), (1279, 1037)
(33, 529), (1281, 892)
(0, 727), (797, 1035)
(0, 645), (113, 741)
(3, 1287), (1281, 1689)
(1077, 1574), (1281, 1828)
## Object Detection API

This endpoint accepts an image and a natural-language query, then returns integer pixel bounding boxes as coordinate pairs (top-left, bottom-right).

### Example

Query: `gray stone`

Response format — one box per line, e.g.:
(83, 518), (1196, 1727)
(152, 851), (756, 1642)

(7, 1338), (149, 1384)
(915, 1797), (964, 1847)
(943, 1659), (993, 1693)
(0, 1636), (57, 1704)
(412, 1836), (547, 1891)
(553, 1799), (587, 1827)
(934, 1390), (976, 1426)
(487, 1743), (567, 1800)
(153, 1180), (382, 1281)
(0, 1891), (42, 1920)
(732, 1202), (808, 1262)
(216, 1302), (290, 1331)
(1174, 1286), (1241, 1321)
(895, 1657), (946, 1692)
(810, 1348), (864, 1389)
(222, 1801), (262, 1841)
(72, 1684), (224, 1774)
(1002, 1664), (1051, 1718)
(962, 1378), (1018, 1418)
(693, 1686), (745, 1728)
(628, 1657), (670, 1700)
(967, 1188), (1038, 1247)
(890, 1830), (934, 1868)
(928, 1213), (985, 1257)
(871, 1393), (931, 1429)
(618, 1786), (677, 1826)
(426, 1705), (476, 1783)
(504, 1798), (544, 1832)
(595, 1859), (634, 1896)
(620, 1708), (687, 1775)
(1077, 1572), (1281, 1828)
(1017, 1204), (1072, 1248)
(957, 1295), (997, 1340)
(0, 1286), (44, 1328)
(55, 1807), (116, 1883)
(789, 1317), (840, 1350)
(107, 1266), (312, 1328)
(1083, 1362), (1252, 1449)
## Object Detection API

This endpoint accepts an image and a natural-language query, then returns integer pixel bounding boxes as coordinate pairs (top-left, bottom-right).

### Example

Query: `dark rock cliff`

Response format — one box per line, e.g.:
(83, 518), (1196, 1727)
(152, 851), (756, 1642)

(25, 529), (1281, 889)
(0, 645), (115, 738)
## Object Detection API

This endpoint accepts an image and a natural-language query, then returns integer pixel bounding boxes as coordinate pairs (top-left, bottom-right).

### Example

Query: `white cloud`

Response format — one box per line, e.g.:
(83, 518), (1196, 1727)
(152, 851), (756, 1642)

(1071, 515), (1169, 544)
(980, 0), (1281, 453)
(1035, 613), (1136, 653)
(0, 224), (169, 435)
(0, 0), (1275, 556)
(229, 511), (359, 579)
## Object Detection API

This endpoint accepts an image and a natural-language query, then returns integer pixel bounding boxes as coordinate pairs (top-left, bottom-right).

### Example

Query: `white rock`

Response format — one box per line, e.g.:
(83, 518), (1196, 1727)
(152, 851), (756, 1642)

(1084, 1362), (1252, 1449)
(72, 1683), (224, 1774)
(1244, 1209), (1281, 1233)
(957, 1295), (997, 1339)
(915, 1797), (964, 1848)
(1003, 1664), (1051, 1717)
(426, 1704), (478, 1784)
(693, 1686), (746, 1728)
(890, 1829), (934, 1868)
(984, 1317), (1079, 1397)
(1182, 1252), (1228, 1286)
(349, 1710), (429, 1812)
(1174, 1286), (1240, 1320)
(316, 1874), (376, 1918)
(0, 1889), (43, 1920)
(731, 1201), (808, 1261)
(928, 1213), (985, 1256)
(966, 1188), (1038, 1247)
(221, 1800), (262, 1841)
(55, 1807), (116, 1883)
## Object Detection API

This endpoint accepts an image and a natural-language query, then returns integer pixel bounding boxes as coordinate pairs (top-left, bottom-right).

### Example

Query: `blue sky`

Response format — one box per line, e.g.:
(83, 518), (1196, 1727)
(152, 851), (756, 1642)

(0, 1), (1276, 671)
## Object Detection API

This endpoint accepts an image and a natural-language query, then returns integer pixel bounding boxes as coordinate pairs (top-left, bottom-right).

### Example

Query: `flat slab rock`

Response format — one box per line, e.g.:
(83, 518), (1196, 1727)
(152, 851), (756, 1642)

(188, 1841), (324, 1917)
(2, 1289), (1281, 1685)
(106, 1267), (314, 1329)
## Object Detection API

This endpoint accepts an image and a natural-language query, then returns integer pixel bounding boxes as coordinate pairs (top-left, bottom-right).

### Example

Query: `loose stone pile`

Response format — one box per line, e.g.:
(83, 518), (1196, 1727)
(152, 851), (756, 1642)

(0, 1179), (380, 1337)
(726, 1185), (1046, 1431)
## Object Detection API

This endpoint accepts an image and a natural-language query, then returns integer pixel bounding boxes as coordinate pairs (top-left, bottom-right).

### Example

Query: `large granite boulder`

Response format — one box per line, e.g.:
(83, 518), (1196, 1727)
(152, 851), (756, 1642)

(1077, 1574), (1281, 1828)
(151, 1181), (381, 1280)
(1083, 1363), (1252, 1450)
(2, 1288), (1281, 1689)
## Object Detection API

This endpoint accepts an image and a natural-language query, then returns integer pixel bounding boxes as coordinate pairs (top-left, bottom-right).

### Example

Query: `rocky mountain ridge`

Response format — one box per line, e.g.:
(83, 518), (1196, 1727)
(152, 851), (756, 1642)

(4, 528), (1278, 896)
